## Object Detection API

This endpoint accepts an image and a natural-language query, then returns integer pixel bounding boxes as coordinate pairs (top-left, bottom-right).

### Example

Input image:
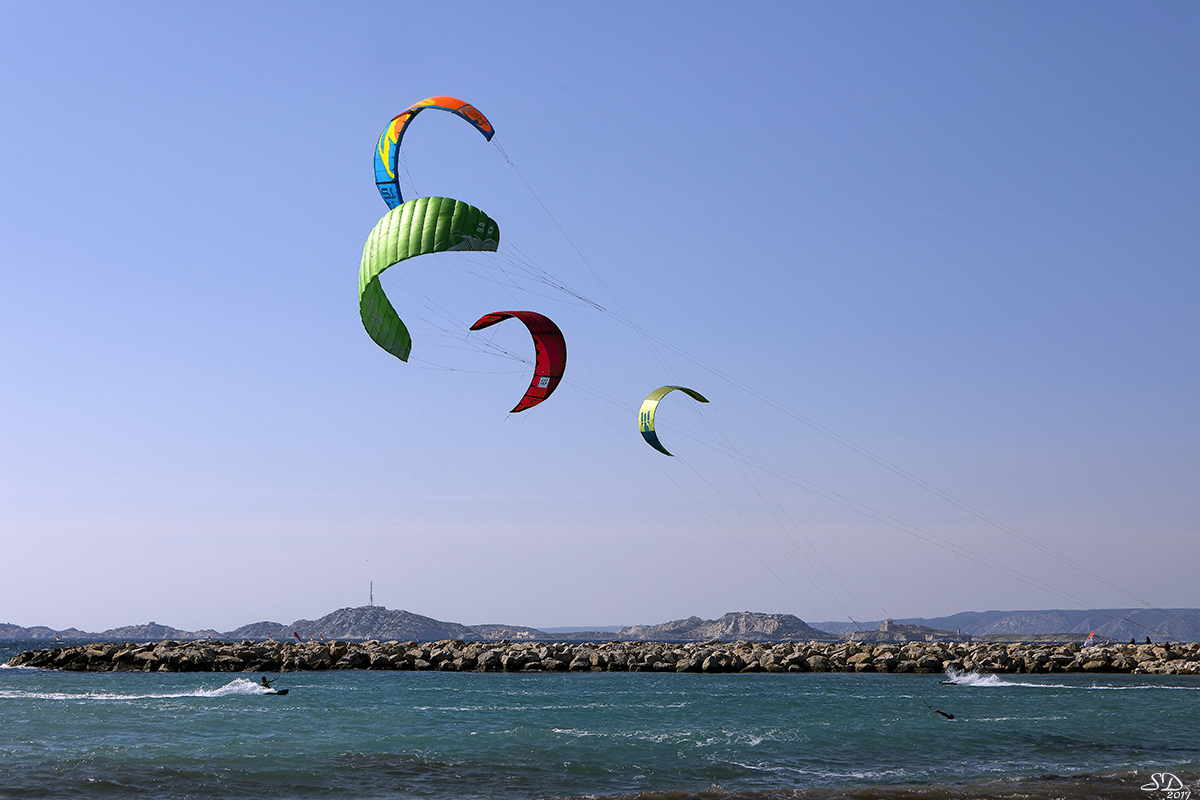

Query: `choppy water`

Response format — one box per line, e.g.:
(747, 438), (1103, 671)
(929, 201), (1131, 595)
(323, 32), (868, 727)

(1, 641), (1197, 799)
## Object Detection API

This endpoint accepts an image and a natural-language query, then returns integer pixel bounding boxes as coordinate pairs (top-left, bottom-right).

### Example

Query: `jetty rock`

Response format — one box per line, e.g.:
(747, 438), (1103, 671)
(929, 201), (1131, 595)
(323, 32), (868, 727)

(12, 638), (1195, 675)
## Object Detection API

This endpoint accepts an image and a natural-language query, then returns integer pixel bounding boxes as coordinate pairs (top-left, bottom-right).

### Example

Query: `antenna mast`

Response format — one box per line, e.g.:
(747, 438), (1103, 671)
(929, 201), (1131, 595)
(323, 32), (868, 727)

(369, 581), (374, 607)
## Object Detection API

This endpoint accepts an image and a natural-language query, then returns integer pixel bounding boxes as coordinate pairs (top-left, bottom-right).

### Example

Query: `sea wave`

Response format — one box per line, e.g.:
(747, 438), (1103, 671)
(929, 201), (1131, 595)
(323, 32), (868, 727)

(941, 667), (1200, 690)
(0, 677), (275, 702)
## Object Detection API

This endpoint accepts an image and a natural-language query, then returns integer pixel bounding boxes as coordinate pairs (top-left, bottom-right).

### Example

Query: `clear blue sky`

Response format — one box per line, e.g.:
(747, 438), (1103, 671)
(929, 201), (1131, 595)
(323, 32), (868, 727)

(1, 2), (1196, 633)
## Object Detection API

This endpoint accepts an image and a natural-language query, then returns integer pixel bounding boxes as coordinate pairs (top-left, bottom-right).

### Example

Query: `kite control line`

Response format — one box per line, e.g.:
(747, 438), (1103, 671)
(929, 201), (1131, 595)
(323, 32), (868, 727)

(919, 696), (955, 720)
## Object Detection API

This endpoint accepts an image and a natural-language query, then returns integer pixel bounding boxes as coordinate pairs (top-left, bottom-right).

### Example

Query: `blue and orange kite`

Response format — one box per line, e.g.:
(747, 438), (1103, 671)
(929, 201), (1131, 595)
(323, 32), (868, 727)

(373, 96), (495, 208)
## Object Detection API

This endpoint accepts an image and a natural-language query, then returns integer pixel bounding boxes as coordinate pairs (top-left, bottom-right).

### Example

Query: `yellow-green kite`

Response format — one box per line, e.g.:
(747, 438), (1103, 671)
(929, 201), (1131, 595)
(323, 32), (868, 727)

(638, 386), (709, 456)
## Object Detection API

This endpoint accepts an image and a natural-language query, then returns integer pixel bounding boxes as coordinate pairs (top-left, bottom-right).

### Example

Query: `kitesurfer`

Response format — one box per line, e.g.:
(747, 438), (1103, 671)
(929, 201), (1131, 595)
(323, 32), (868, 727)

(920, 696), (954, 720)
(260, 676), (276, 689)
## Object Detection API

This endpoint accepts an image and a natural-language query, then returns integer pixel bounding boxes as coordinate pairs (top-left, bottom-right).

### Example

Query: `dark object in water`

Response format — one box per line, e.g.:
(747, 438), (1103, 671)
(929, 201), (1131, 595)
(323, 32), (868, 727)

(919, 696), (955, 720)
(266, 689), (288, 696)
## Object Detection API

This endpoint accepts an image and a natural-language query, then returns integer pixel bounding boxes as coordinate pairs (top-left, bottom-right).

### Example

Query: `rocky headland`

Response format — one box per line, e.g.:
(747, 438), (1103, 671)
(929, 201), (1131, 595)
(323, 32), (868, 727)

(0, 609), (836, 644)
(7, 607), (1198, 645)
(8, 638), (1200, 675)
(818, 608), (1200, 644)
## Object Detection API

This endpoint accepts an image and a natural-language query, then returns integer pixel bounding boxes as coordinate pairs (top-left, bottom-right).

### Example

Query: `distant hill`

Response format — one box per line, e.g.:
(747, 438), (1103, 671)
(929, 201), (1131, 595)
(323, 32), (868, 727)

(539, 626), (625, 634)
(99, 622), (226, 641)
(617, 612), (839, 642)
(0, 623), (89, 641)
(0, 609), (835, 643)
(0, 621), (218, 642)
(230, 607), (547, 642)
(5, 607), (1197, 643)
(815, 609), (1200, 643)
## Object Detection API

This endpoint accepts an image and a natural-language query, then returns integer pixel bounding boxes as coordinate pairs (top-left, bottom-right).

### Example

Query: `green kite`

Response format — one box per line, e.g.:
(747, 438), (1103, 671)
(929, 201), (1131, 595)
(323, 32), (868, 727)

(359, 196), (500, 362)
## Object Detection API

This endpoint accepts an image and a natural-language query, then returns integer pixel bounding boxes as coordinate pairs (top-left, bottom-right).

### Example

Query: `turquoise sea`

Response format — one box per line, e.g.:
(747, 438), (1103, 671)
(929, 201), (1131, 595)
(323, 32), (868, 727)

(2, 641), (1197, 799)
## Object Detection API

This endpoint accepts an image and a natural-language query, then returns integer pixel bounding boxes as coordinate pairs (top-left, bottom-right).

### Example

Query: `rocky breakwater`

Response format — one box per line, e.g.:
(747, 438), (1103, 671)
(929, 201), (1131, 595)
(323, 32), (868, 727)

(7, 639), (1200, 675)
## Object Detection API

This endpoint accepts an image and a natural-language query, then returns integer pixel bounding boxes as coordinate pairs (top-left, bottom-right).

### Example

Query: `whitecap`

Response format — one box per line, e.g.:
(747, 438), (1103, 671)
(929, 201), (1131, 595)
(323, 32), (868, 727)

(0, 678), (274, 702)
(941, 667), (1200, 691)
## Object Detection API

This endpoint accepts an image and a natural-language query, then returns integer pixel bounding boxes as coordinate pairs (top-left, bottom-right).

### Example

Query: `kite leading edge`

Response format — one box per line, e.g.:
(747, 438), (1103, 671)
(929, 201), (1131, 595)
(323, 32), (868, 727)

(374, 96), (495, 209)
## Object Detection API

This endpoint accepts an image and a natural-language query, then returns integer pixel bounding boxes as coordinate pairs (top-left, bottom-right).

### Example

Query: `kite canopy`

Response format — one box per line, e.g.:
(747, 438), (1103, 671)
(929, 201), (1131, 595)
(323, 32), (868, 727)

(359, 196), (500, 362)
(638, 385), (709, 456)
(469, 311), (566, 413)
(374, 96), (495, 209)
